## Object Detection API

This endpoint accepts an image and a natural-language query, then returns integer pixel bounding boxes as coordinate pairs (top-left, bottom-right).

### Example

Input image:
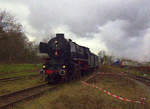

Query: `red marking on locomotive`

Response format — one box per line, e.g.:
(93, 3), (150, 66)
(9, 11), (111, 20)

(45, 70), (55, 74)
(55, 50), (58, 56)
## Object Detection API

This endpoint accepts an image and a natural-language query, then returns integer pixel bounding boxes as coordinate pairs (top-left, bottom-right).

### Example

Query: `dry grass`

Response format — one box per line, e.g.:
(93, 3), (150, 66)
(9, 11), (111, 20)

(0, 76), (46, 95)
(9, 76), (150, 109)
(99, 65), (128, 74)
(0, 63), (44, 95)
(91, 75), (150, 100)
(100, 65), (149, 77)
(5, 65), (150, 109)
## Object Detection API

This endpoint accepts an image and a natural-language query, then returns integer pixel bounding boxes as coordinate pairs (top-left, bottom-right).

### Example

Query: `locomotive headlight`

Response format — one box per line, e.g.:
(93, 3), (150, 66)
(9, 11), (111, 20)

(43, 65), (46, 68)
(59, 69), (66, 76)
(62, 65), (66, 69)
(54, 40), (58, 44)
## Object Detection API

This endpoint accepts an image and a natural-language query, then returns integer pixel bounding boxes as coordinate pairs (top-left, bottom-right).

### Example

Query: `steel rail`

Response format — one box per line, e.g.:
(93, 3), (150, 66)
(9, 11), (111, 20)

(0, 83), (56, 108)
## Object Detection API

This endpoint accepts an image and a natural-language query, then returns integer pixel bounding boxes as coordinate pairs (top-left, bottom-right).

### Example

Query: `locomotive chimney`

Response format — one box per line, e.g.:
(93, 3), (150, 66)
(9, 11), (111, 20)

(56, 33), (64, 38)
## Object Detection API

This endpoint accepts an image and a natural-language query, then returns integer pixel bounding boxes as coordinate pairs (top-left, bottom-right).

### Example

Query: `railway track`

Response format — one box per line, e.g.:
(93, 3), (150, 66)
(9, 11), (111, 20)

(133, 76), (150, 86)
(0, 74), (40, 82)
(85, 72), (150, 87)
(98, 72), (150, 87)
(0, 83), (57, 108)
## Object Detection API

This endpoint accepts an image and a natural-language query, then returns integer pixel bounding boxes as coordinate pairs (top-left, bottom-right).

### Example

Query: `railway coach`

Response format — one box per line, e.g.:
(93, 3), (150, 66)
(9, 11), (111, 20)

(39, 33), (99, 83)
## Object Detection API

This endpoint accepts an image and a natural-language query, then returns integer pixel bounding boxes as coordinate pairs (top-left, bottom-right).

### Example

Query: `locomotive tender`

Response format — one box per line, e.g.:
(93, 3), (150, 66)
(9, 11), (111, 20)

(39, 33), (98, 83)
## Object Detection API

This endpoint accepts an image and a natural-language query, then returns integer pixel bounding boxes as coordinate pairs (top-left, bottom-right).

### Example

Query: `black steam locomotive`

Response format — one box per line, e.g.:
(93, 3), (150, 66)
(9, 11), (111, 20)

(39, 33), (98, 83)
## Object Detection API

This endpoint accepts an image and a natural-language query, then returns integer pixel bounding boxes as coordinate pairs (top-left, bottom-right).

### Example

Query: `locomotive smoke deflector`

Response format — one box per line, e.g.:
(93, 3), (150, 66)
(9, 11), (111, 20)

(39, 42), (49, 53)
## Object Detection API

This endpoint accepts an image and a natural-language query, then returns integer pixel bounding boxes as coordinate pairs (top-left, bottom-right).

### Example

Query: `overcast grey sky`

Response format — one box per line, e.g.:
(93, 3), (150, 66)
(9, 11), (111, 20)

(0, 0), (150, 62)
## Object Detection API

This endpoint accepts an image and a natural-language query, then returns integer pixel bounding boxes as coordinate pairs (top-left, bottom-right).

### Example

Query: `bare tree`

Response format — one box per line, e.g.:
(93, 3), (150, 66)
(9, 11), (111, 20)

(0, 10), (40, 63)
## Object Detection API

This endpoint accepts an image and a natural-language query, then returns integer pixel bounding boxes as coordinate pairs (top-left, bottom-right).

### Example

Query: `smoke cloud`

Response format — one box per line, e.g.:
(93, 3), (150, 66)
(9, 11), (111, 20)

(0, 0), (150, 61)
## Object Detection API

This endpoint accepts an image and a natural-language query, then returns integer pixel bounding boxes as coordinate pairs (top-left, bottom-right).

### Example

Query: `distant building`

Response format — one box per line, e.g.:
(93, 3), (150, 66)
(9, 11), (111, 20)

(121, 59), (140, 67)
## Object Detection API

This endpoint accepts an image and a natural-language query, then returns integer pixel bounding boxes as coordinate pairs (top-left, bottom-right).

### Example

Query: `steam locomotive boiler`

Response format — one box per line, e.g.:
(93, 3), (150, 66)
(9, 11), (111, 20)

(39, 33), (98, 83)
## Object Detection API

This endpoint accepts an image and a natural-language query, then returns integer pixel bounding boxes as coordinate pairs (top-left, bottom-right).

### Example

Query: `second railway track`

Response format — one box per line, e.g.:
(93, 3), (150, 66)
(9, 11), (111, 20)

(0, 83), (57, 109)
(133, 75), (150, 87)
(0, 74), (40, 82)
(85, 72), (150, 87)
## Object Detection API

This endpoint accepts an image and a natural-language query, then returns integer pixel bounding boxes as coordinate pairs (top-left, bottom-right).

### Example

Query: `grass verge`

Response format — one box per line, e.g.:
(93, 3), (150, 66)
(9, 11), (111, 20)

(0, 64), (42, 79)
(0, 76), (45, 95)
(9, 75), (150, 109)
(100, 65), (150, 77)
(0, 64), (42, 73)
